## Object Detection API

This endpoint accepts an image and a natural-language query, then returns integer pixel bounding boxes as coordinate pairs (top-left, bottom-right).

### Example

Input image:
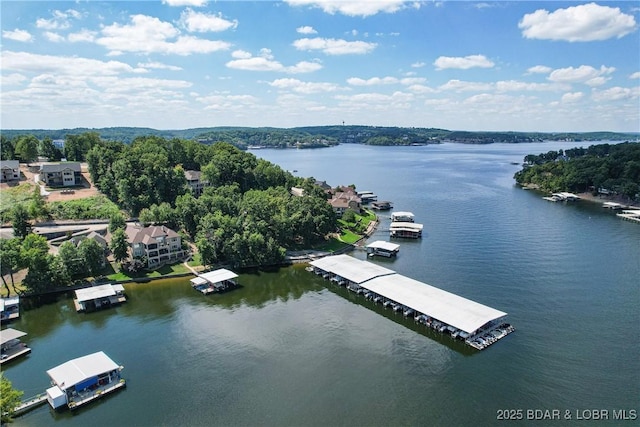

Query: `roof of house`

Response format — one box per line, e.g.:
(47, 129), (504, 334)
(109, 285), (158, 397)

(40, 162), (81, 173)
(47, 351), (120, 389)
(125, 224), (180, 245)
(0, 160), (19, 170)
(184, 170), (202, 181)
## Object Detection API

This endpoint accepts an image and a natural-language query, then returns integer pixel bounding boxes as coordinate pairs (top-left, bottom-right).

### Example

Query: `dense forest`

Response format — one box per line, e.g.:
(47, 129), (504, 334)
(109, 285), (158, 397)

(85, 136), (337, 268)
(0, 133), (339, 294)
(514, 142), (640, 200)
(2, 126), (636, 149)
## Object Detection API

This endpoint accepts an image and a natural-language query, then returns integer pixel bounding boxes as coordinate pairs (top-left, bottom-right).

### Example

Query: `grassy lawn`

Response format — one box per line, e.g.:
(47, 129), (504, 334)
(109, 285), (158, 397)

(337, 209), (377, 242)
(0, 182), (35, 221)
(310, 237), (352, 252)
(338, 229), (361, 244)
(48, 195), (122, 220)
(106, 261), (191, 281)
(187, 253), (202, 267)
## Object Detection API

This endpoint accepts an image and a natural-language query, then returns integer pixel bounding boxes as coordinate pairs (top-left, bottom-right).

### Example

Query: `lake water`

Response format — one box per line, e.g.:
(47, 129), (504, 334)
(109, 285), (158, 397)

(5, 142), (639, 426)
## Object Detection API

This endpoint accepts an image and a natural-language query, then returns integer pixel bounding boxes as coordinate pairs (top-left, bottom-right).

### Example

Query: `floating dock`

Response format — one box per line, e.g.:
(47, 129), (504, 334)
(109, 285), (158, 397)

(1, 296), (20, 322)
(309, 255), (513, 350)
(46, 351), (125, 410)
(1, 328), (31, 364)
(366, 240), (400, 258)
(616, 209), (640, 224)
(390, 222), (423, 238)
(74, 284), (126, 312)
(190, 268), (238, 294)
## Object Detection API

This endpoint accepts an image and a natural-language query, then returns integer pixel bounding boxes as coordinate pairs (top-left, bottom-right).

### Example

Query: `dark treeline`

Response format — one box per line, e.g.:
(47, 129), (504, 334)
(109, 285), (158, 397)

(3, 127), (636, 150)
(86, 135), (337, 268)
(514, 142), (640, 200)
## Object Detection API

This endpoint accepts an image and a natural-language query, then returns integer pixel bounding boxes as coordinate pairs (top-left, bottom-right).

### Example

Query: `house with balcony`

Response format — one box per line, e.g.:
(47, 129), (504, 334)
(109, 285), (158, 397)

(184, 170), (210, 196)
(329, 191), (361, 217)
(1, 160), (20, 182)
(124, 224), (185, 268)
(40, 162), (82, 187)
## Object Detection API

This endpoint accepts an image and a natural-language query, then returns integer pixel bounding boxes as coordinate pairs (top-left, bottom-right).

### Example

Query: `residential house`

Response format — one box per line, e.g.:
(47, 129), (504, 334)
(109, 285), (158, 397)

(40, 162), (82, 187)
(184, 170), (210, 196)
(125, 224), (185, 268)
(0, 160), (20, 182)
(329, 191), (361, 217)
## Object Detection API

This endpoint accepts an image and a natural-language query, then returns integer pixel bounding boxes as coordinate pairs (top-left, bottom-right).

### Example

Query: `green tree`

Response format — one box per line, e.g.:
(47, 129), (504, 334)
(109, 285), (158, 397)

(28, 186), (49, 220)
(64, 132), (100, 161)
(14, 135), (38, 164)
(23, 253), (69, 293)
(58, 241), (83, 278)
(39, 137), (63, 161)
(10, 204), (31, 239)
(108, 212), (126, 233)
(110, 228), (129, 264)
(0, 238), (23, 296)
(1, 372), (24, 424)
(78, 238), (105, 276)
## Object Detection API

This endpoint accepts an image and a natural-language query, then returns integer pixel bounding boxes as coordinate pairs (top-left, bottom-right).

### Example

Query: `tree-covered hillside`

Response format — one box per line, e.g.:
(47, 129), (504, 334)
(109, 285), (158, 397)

(3, 126), (636, 149)
(514, 142), (640, 200)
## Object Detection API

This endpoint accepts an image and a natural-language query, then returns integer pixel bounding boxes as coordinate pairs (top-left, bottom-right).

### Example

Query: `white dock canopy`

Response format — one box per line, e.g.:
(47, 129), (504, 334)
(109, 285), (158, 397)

(0, 296), (19, 312)
(310, 254), (395, 284)
(1, 328), (27, 345)
(366, 241), (400, 252)
(390, 222), (423, 232)
(361, 274), (506, 334)
(198, 268), (238, 284)
(391, 212), (415, 221)
(74, 284), (120, 303)
(47, 351), (120, 390)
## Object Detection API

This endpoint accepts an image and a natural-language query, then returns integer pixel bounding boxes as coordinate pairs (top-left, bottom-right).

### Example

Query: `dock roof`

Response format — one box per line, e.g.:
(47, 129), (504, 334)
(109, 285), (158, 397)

(310, 254), (395, 284)
(0, 296), (19, 311)
(1, 328), (27, 345)
(47, 351), (120, 389)
(310, 255), (507, 334)
(366, 241), (400, 251)
(199, 268), (238, 284)
(390, 222), (423, 231)
(74, 284), (117, 303)
(361, 274), (507, 334)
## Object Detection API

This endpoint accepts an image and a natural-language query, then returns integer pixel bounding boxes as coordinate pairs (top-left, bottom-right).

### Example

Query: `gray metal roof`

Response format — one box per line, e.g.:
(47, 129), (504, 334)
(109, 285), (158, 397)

(47, 351), (120, 389)
(310, 255), (507, 334)
(1, 328), (27, 345)
(366, 241), (400, 251)
(310, 254), (395, 284)
(74, 284), (117, 303)
(199, 268), (238, 284)
(361, 274), (507, 334)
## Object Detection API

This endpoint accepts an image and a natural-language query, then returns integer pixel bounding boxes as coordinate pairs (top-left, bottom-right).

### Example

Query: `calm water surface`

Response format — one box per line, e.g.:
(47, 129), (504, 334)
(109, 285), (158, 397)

(5, 142), (639, 426)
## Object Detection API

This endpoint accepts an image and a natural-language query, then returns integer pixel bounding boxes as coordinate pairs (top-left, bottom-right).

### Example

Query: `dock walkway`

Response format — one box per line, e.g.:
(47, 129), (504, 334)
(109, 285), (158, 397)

(13, 393), (48, 415)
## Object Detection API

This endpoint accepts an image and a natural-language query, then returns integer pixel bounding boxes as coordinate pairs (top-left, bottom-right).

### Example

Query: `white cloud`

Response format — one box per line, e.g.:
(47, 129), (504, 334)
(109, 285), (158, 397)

(591, 86), (640, 102)
(293, 37), (377, 55)
(162, 0), (208, 6)
(284, 0), (414, 17)
(2, 29), (33, 42)
(2, 50), (139, 76)
(137, 61), (183, 71)
(269, 78), (340, 94)
(97, 14), (231, 55)
(439, 80), (493, 92)
(561, 92), (584, 103)
(1, 73), (28, 86)
(519, 3), (637, 42)
(347, 76), (399, 86)
(434, 54), (494, 70)
(44, 32), (65, 43)
(36, 9), (82, 31)
(179, 8), (238, 32)
(526, 65), (552, 74)
(231, 50), (252, 59)
(629, 72), (640, 79)
(296, 26), (317, 34)
(346, 76), (427, 86)
(411, 61), (426, 68)
(226, 51), (322, 74)
(548, 65), (615, 85)
(68, 29), (97, 43)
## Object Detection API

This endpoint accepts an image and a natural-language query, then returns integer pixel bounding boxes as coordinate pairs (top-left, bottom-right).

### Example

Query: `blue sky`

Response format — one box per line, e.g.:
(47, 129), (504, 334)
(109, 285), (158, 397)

(1, 1), (639, 132)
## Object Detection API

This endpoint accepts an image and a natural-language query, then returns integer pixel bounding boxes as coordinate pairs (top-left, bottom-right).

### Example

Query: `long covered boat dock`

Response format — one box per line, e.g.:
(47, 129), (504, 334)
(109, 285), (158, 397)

(309, 255), (514, 350)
